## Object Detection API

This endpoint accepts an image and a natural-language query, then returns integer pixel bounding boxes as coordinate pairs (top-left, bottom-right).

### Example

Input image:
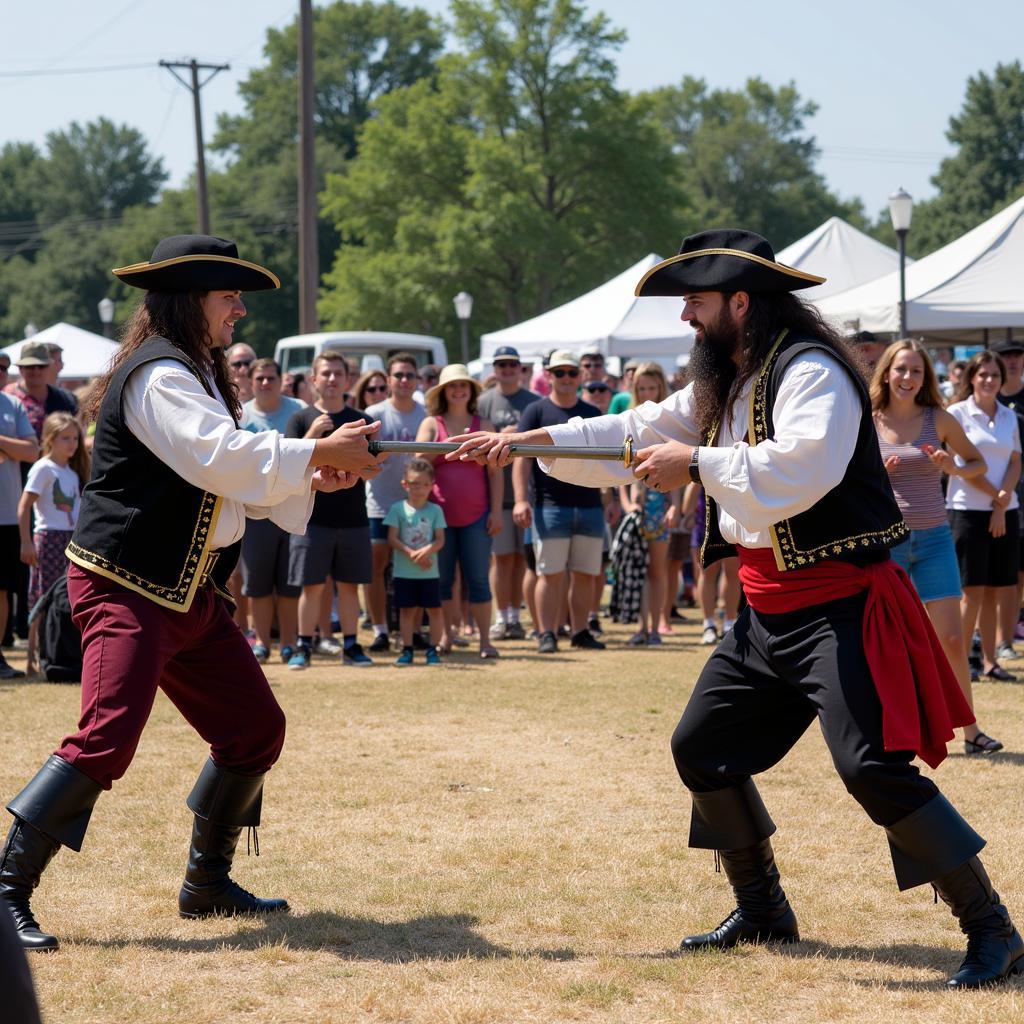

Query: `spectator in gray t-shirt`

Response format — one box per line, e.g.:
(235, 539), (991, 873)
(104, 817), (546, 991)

(476, 346), (539, 640)
(362, 354), (427, 650)
(0, 390), (39, 678)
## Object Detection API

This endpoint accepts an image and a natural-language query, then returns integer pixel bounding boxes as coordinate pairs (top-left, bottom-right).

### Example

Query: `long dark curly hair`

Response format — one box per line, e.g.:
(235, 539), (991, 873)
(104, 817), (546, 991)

(85, 292), (239, 422)
(690, 291), (863, 438)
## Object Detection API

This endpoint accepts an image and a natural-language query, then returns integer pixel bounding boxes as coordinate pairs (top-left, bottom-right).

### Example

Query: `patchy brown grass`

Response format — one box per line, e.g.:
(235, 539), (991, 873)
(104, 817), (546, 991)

(4, 615), (1024, 1023)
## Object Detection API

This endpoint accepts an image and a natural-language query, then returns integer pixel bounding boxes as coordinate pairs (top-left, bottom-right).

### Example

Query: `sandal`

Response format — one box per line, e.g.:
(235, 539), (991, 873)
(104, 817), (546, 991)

(964, 731), (1004, 756)
(983, 665), (1016, 681)
(479, 646), (500, 660)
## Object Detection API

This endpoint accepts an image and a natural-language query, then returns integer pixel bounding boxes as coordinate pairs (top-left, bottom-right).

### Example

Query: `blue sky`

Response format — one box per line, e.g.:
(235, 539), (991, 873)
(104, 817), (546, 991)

(2, 0), (1020, 224)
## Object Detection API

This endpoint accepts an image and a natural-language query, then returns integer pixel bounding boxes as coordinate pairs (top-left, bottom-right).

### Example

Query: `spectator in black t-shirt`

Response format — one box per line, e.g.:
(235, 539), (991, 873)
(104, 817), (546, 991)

(515, 350), (605, 654)
(285, 350), (375, 670)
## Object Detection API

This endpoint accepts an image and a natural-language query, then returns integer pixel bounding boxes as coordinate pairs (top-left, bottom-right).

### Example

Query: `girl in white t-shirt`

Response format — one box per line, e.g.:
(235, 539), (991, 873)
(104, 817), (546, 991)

(17, 412), (90, 673)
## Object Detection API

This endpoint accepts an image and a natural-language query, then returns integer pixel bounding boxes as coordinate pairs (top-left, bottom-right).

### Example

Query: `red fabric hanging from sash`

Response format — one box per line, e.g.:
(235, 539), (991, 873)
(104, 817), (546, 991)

(736, 547), (973, 769)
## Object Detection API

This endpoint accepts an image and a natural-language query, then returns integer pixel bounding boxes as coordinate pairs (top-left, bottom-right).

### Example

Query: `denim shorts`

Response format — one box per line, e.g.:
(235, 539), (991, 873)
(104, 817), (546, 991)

(533, 504), (605, 576)
(533, 504), (605, 540)
(889, 523), (962, 603)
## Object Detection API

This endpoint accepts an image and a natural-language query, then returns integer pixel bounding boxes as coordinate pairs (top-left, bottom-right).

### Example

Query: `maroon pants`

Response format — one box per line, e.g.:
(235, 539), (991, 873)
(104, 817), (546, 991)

(57, 565), (286, 789)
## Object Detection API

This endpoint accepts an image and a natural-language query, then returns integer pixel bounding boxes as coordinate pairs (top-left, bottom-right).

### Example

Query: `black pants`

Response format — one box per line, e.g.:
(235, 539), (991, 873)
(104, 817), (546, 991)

(672, 593), (940, 828)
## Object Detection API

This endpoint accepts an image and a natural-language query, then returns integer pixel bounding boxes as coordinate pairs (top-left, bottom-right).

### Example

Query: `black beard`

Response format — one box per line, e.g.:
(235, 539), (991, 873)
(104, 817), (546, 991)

(689, 312), (742, 438)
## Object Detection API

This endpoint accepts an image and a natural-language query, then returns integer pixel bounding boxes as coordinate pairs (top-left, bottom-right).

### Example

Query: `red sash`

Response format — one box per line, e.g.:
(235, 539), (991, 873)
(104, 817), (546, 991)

(736, 547), (973, 769)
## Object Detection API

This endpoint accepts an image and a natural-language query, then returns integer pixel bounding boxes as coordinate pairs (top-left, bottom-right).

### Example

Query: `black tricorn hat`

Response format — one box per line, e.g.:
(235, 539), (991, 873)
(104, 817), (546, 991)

(113, 235), (280, 293)
(635, 228), (825, 297)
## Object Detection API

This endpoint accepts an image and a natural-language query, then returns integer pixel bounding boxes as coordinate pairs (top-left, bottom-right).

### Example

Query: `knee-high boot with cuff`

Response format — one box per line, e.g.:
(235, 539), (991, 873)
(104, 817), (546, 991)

(886, 793), (1023, 988)
(681, 780), (799, 951)
(0, 756), (104, 951)
(178, 757), (289, 919)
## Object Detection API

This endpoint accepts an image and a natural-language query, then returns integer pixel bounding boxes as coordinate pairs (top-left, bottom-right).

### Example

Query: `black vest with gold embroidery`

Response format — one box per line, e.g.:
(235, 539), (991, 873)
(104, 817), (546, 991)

(701, 332), (908, 570)
(67, 337), (239, 611)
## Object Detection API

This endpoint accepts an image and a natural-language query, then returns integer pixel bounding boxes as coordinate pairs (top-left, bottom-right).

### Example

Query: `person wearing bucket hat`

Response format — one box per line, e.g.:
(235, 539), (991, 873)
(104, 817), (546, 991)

(449, 227), (1022, 988)
(0, 235), (385, 952)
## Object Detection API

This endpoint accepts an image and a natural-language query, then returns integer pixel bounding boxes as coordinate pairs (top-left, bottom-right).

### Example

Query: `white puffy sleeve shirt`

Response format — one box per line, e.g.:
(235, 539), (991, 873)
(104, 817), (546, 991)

(123, 359), (317, 548)
(541, 351), (863, 548)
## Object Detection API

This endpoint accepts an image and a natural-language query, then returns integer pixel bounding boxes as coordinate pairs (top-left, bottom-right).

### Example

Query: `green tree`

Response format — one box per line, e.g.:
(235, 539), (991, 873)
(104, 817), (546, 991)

(207, 0), (444, 351)
(35, 118), (167, 223)
(319, 0), (682, 352)
(901, 61), (1024, 256)
(646, 76), (866, 248)
(0, 143), (44, 239)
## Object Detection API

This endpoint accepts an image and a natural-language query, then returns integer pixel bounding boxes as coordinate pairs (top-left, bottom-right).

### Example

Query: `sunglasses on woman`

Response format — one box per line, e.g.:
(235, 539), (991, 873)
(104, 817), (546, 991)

(365, 384), (388, 394)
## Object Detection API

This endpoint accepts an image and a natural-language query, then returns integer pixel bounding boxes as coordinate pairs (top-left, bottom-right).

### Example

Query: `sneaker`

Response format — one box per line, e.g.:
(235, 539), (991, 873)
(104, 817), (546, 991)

(342, 643), (373, 667)
(537, 631), (558, 654)
(412, 632), (431, 650)
(315, 637), (343, 656)
(626, 631), (648, 647)
(288, 645), (311, 671)
(280, 644), (295, 664)
(557, 624), (572, 638)
(701, 626), (719, 645)
(489, 621), (508, 641)
(0, 659), (25, 680)
(571, 629), (605, 650)
(504, 621), (526, 641)
(369, 633), (391, 653)
(587, 616), (603, 636)
(252, 643), (270, 663)
(996, 642), (1018, 662)
(425, 647), (442, 666)
(646, 632), (663, 647)
(395, 648), (414, 667)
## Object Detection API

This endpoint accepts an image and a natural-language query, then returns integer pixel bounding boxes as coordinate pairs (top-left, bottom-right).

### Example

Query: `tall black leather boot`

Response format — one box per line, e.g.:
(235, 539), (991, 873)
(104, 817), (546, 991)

(0, 821), (60, 951)
(1, 756), (103, 952)
(178, 758), (289, 919)
(934, 857), (1024, 989)
(681, 781), (798, 951)
(681, 839), (799, 951)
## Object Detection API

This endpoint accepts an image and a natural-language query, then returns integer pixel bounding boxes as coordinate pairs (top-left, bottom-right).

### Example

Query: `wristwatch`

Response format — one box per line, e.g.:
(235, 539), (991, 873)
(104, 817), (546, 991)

(688, 446), (701, 484)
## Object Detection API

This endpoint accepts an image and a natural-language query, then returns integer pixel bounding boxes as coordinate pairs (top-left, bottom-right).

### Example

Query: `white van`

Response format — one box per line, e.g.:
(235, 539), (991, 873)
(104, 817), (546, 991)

(273, 331), (447, 375)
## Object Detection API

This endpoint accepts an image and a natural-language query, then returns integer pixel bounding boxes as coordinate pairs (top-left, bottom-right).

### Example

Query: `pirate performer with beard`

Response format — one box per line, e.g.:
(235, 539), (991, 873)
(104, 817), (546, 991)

(447, 229), (1023, 989)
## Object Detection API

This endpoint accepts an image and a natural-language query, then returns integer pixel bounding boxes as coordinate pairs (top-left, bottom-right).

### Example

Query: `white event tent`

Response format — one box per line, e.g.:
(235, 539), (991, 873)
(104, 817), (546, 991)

(815, 196), (1024, 339)
(775, 216), (910, 301)
(2, 322), (119, 381)
(479, 254), (694, 364)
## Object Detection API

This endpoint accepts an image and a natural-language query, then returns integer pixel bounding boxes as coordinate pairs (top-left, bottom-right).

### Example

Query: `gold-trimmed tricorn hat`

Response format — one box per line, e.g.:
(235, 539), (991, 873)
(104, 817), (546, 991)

(113, 235), (280, 293)
(635, 228), (825, 297)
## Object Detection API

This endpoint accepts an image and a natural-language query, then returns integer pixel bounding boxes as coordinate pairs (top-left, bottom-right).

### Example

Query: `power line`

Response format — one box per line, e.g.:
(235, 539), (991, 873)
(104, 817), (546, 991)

(0, 63), (154, 78)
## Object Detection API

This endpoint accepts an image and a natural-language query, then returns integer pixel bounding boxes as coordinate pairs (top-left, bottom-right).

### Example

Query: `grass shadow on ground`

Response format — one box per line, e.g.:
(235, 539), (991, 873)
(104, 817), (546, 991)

(77, 911), (578, 963)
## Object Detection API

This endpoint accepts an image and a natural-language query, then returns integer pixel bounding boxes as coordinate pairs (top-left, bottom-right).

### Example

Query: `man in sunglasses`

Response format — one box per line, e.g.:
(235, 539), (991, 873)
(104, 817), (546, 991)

(514, 350), (605, 654)
(416, 365), (440, 406)
(363, 353), (427, 651)
(226, 342), (257, 403)
(478, 346), (539, 641)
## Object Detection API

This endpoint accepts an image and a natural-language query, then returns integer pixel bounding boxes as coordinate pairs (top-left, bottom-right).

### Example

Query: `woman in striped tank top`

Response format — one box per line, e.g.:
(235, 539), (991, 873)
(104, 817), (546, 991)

(872, 340), (1002, 755)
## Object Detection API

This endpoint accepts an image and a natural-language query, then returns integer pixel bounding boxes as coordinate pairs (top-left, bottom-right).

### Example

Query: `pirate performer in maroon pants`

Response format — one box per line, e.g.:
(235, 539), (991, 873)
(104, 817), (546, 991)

(449, 229), (1023, 989)
(0, 235), (382, 952)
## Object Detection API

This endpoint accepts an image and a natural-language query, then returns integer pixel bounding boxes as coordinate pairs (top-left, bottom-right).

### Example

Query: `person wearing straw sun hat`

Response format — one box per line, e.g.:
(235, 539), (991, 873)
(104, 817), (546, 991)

(450, 227), (1022, 988)
(0, 234), (384, 952)
(416, 362), (503, 658)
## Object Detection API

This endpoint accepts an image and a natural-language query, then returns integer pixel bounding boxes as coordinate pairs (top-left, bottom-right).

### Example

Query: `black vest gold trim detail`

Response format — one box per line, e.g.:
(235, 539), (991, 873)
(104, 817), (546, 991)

(66, 337), (231, 612)
(701, 330), (908, 571)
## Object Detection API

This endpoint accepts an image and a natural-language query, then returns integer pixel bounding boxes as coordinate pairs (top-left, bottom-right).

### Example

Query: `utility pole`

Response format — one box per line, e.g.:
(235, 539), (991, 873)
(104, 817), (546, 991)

(298, 0), (319, 333)
(160, 59), (229, 234)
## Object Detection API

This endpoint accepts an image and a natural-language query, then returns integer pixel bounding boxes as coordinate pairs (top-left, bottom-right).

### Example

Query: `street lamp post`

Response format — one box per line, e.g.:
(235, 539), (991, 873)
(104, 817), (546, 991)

(453, 291), (473, 364)
(888, 187), (913, 338)
(98, 297), (115, 339)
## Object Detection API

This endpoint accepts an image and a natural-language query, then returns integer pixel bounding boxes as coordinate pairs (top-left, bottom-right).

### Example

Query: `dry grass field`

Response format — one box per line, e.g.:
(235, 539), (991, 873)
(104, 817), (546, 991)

(4, 614), (1024, 1024)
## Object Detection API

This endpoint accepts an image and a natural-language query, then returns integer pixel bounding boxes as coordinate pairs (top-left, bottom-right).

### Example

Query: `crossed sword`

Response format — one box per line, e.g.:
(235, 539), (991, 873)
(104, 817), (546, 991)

(367, 436), (635, 468)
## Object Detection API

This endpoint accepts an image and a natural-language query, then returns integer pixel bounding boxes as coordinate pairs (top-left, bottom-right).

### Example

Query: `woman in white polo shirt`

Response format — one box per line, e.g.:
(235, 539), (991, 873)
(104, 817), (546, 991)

(947, 351), (1022, 682)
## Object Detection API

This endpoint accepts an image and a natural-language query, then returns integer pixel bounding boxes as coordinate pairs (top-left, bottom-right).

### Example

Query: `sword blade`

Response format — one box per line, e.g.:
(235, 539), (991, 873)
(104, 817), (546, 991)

(367, 439), (632, 465)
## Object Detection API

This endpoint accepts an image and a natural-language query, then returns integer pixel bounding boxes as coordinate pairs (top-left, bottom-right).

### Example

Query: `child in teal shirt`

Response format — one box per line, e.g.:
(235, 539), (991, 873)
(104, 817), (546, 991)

(383, 458), (447, 665)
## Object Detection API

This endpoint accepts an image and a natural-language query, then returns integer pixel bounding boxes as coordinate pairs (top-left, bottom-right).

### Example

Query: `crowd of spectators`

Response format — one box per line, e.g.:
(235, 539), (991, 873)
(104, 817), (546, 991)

(4, 330), (1024, 703)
